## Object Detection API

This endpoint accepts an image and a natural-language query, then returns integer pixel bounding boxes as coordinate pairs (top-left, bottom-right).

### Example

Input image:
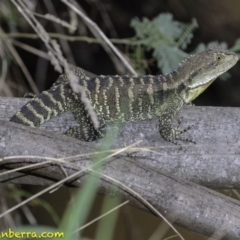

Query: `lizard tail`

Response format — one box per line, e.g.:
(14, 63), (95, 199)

(10, 84), (71, 127)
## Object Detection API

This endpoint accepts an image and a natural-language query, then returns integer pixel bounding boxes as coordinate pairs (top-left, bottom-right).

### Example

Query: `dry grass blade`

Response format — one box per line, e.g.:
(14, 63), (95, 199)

(0, 138), (184, 239)
(12, 40), (51, 59)
(0, 161), (51, 177)
(163, 235), (179, 240)
(32, 12), (76, 31)
(0, 168), (83, 219)
(0, 141), (140, 218)
(43, 0), (76, 64)
(4, 141), (183, 239)
(0, 40), (8, 94)
(61, 0), (137, 75)
(11, 0), (99, 129)
(148, 221), (175, 240)
(73, 200), (129, 232)
(88, 169), (185, 240)
(0, 27), (39, 94)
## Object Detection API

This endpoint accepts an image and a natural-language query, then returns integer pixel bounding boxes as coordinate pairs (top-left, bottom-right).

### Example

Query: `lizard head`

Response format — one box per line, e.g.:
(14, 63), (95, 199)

(178, 47), (239, 103)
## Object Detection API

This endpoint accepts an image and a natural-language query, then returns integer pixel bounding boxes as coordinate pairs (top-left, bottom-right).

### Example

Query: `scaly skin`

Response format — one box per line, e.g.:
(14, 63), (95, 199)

(10, 47), (239, 145)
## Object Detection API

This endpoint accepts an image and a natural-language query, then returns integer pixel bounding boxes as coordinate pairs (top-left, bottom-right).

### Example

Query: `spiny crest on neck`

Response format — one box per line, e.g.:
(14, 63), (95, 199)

(161, 53), (195, 89)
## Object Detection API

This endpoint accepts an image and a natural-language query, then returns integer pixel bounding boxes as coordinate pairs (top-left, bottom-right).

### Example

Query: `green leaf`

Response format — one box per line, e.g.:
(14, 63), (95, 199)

(230, 38), (240, 52)
(194, 41), (228, 53)
(130, 13), (198, 74)
(176, 18), (198, 49)
(153, 45), (188, 74)
(152, 13), (182, 41)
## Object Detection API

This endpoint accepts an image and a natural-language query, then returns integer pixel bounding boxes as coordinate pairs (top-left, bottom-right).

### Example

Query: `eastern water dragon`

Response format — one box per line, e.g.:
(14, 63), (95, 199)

(10, 47), (239, 145)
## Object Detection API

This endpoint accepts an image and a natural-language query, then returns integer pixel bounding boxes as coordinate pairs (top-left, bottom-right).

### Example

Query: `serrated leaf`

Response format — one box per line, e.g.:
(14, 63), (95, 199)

(152, 13), (182, 41)
(176, 18), (198, 50)
(194, 41), (228, 53)
(130, 13), (198, 74)
(130, 17), (151, 39)
(130, 13), (186, 48)
(230, 38), (240, 52)
(153, 45), (188, 74)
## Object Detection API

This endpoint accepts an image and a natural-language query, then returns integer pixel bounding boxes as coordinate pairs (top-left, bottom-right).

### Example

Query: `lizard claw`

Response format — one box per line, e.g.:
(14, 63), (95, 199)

(173, 121), (195, 145)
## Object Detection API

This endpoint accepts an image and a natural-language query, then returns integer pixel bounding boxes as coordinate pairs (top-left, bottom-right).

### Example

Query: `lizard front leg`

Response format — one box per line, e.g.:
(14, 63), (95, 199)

(158, 96), (196, 146)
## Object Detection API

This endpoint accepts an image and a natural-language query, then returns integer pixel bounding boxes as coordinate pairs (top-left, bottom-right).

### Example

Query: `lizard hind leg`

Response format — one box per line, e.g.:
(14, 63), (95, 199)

(64, 102), (106, 142)
(65, 119), (106, 142)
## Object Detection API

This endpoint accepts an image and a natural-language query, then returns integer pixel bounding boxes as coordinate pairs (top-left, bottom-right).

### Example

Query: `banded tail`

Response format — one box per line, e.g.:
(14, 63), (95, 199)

(10, 83), (72, 127)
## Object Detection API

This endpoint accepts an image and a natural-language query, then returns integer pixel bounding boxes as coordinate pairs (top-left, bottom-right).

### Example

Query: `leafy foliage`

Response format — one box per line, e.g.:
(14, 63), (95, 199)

(130, 13), (198, 74)
(128, 44), (148, 74)
(194, 41), (228, 53)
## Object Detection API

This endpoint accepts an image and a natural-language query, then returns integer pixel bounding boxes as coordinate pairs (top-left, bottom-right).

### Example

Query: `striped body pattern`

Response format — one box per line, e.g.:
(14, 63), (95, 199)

(10, 47), (239, 145)
(88, 75), (172, 123)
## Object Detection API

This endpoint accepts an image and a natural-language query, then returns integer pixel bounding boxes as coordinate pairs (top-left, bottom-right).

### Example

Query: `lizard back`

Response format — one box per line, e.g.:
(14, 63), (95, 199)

(85, 74), (176, 123)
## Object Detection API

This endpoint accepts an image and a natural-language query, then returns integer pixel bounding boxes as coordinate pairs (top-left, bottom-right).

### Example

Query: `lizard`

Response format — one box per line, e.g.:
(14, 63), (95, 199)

(10, 47), (238, 145)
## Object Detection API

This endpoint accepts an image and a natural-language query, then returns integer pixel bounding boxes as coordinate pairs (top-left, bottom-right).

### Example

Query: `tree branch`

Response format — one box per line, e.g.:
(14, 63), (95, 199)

(1, 97), (240, 239)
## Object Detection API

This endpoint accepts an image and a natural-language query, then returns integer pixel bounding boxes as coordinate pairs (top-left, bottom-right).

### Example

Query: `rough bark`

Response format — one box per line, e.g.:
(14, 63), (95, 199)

(1, 97), (240, 239)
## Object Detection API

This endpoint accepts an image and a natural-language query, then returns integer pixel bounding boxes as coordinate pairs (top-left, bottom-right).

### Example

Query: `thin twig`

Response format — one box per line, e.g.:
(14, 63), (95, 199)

(3, 32), (148, 45)
(43, 0), (76, 64)
(32, 12), (76, 31)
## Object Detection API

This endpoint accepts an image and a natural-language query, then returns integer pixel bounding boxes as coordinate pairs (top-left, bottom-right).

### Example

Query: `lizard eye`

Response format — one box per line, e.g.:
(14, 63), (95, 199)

(216, 55), (223, 61)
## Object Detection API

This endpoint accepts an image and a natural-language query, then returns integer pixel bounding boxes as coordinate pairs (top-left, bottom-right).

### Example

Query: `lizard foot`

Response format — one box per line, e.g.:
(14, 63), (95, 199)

(160, 118), (196, 146)
(65, 123), (106, 142)
(173, 118), (196, 145)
